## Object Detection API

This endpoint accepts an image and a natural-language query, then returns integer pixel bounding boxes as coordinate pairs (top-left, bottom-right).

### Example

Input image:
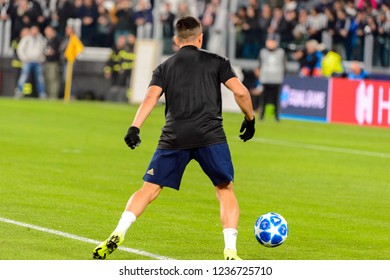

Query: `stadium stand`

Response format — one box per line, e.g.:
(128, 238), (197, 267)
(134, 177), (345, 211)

(0, 0), (389, 99)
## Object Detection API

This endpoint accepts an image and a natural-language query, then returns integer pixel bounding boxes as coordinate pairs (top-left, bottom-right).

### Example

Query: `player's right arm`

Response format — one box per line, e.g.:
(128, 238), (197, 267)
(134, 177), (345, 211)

(131, 85), (162, 129)
(124, 85), (162, 149)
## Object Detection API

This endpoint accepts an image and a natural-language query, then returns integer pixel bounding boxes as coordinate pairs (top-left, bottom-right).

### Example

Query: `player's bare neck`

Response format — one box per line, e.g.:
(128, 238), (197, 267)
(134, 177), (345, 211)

(179, 43), (199, 49)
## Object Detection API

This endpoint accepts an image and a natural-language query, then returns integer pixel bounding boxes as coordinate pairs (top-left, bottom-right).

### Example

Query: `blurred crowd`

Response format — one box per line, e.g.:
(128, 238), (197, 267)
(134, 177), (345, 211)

(0, 0), (154, 48)
(9, 21), (137, 100)
(1, 0), (389, 99)
(0, 0), (215, 49)
(232, 0), (390, 67)
(0, 0), (221, 99)
(1, 0), (390, 65)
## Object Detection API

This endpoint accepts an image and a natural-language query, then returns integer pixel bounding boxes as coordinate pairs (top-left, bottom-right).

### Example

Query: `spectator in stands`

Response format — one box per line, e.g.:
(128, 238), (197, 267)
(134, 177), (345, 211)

(347, 60), (368, 79)
(127, 32), (136, 53)
(283, 0), (297, 12)
(364, 14), (379, 64)
(247, 0), (260, 13)
(295, 39), (323, 77)
(95, 3), (113, 47)
(241, 4), (261, 59)
(7, 0), (42, 41)
(199, 0), (219, 50)
(257, 34), (286, 121)
(133, 0), (153, 39)
(160, 1), (175, 54)
(104, 35), (135, 102)
(320, 44), (344, 77)
(307, 6), (327, 43)
(349, 9), (366, 61)
(257, 3), (272, 50)
(268, 6), (289, 45)
(74, 0), (84, 20)
(375, 10), (389, 67)
(113, 0), (136, 42)
(176, 1), (192, 21)
(333, 8), (351, 60)
(323, 7), (335, 36)
(283, 7), (298, 48)
(315, 0), (333, 12)
(332, 0), (344, 14)
(36, 0), (52, 30)
(231, 5), (247, 57)
(345, 0), (357, 18)
(15, 24), (47, 99)
(292, 8), (309, 47)
(29, 0), (45, 28)
(11, 27), (30, 89)
(53, 0), (76, 38)
(383, 7), (390, 67)
(43, 25), (60, 99)
(79, 0), (98, 46)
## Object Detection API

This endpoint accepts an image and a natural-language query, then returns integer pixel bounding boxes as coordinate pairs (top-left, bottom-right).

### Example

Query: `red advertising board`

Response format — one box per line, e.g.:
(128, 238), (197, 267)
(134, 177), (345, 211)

(329, 78), (390, 127)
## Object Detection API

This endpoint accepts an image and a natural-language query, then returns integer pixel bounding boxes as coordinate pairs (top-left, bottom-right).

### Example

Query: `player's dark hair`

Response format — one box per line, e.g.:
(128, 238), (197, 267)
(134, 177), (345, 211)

(175, 16), (202, 40)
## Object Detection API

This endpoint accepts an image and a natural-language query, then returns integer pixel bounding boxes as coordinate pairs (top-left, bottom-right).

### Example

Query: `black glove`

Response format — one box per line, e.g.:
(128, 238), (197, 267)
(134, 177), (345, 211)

(239, 116), (255, 142)
(124, 126), (141, 149)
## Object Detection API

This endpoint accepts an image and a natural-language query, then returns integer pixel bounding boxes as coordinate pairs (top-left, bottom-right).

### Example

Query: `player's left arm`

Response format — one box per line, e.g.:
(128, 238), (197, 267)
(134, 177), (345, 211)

(224, 77), (254, 121)
(131, 85), (163, 129)
(224, 77), (256, 142)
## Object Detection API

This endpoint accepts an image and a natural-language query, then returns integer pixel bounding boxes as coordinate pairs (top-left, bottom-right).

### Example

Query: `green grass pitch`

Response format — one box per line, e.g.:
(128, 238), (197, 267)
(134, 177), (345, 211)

(1, 98), (389, 260)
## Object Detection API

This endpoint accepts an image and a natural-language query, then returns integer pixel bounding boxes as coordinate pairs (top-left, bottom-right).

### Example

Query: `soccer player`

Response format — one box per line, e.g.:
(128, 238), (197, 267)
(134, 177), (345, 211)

(93, 16), (255, 260)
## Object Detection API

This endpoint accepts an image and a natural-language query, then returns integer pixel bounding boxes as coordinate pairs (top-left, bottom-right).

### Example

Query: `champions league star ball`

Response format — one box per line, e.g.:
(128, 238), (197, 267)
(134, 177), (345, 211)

(254, 212), (288, 247)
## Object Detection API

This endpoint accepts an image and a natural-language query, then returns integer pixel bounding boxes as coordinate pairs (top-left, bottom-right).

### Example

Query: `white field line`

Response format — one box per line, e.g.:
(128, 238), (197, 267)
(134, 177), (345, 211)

(252, 138), (390, 159)
(0, 217), (175, 260)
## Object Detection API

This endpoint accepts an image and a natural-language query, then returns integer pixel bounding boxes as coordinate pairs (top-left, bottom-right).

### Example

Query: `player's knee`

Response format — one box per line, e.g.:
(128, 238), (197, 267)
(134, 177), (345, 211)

(215, 182), (235, 198)
(215, 181), (233, 190)
(140, 182), (162, 199)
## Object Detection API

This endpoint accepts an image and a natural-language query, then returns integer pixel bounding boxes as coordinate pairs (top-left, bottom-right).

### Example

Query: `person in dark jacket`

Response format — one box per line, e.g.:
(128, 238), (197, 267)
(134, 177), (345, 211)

(114, 0), (136, 41)
(7, 0), (43, 41)
(104, 34), (135, 102)
(44, 25), (61, 98)
(53, 0), (76, 38)
(79, 0), (98, 46)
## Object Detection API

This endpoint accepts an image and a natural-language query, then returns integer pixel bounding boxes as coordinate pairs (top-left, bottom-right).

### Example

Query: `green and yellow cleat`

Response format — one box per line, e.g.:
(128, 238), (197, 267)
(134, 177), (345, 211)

(93, 232), (124, 259)
(224, 249), (242, 260)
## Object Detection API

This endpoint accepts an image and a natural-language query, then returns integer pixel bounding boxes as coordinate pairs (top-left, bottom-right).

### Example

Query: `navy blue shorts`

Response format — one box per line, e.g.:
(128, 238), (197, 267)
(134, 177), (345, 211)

(143, 143), (234, 190)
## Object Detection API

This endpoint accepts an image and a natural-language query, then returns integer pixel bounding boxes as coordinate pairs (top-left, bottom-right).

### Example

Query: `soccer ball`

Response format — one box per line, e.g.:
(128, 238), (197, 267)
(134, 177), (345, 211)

(254, 212), (288, 247)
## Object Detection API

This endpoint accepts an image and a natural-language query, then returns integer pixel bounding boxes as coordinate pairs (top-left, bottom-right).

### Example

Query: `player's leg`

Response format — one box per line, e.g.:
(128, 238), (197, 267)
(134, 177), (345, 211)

(215, 182), (239, 229)
(193, 143), (241, 260)
(124, 182), (162, 216)
(93, 148), (189, 259)
(215, 182), (242, 260)
(114, 181), (163, 237)
(93, 182), (162, 259)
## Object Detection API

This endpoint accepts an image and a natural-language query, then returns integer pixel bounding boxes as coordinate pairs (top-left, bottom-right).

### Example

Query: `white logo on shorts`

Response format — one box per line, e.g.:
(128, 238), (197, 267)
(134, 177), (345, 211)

(146, 168), (154, 176)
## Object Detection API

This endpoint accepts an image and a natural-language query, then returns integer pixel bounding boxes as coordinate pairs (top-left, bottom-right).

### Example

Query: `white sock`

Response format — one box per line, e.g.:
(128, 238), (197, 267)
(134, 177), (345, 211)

(223, 228), (238, 251)
(113, 211), (137, 236)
